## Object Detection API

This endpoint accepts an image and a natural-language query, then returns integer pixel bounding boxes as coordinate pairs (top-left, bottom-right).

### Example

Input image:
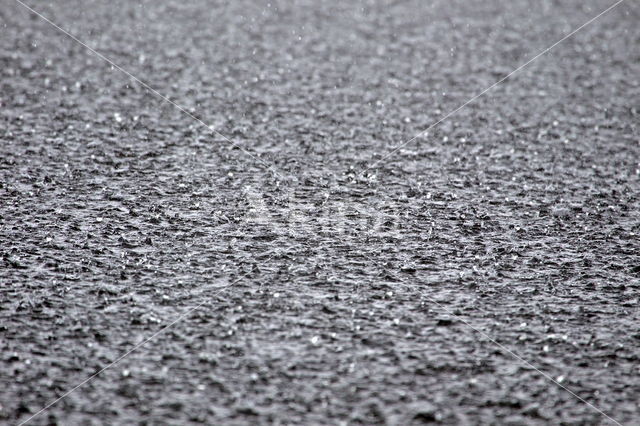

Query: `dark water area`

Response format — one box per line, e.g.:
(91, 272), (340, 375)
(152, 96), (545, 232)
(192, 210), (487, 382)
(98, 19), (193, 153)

(1, 0), (639, 424)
